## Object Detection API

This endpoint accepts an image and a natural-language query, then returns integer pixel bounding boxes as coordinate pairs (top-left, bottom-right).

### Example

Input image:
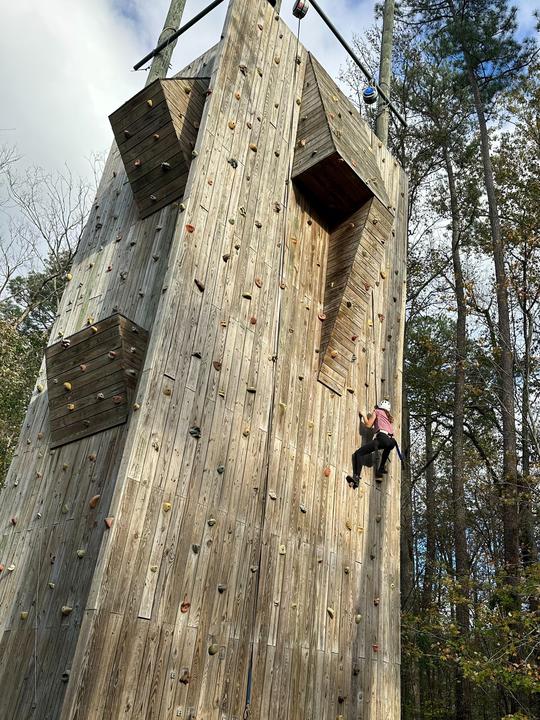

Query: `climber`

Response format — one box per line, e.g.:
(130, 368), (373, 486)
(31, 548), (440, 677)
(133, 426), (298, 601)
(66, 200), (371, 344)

(346, 400), (397, 489)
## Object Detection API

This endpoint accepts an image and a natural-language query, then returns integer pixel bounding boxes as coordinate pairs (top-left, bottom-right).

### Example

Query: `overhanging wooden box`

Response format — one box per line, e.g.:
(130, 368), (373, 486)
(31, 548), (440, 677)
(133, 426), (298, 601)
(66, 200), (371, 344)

(45, 314), (148, 448)
(109, 76), (209, 218)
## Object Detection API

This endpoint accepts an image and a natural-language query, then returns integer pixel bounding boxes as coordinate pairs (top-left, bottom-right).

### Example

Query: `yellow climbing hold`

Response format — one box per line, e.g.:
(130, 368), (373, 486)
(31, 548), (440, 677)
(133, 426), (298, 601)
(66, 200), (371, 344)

(163, 502), (172, 513)
(61, 606), (73, 616)
(63, 382), (72, 391)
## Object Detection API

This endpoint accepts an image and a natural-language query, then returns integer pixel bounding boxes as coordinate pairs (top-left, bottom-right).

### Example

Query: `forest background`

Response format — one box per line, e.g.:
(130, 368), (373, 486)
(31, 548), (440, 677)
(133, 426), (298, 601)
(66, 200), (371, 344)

(0, 1), (538, 719)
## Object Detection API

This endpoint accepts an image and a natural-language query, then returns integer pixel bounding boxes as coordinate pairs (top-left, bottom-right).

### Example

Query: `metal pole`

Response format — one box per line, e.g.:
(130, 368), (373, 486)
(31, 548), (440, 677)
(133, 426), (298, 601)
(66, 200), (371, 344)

(308, 0), (406, 128)
(375, 0), (396, 143)
(135, 0), (227, 75)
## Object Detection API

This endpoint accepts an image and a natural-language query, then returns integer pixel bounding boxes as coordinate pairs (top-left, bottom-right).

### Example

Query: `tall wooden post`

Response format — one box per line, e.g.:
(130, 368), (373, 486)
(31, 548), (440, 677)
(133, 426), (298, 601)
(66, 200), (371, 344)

(0, 2), (407, 718)
(146, 0), (188, 86)
(375, 0), (395, 144)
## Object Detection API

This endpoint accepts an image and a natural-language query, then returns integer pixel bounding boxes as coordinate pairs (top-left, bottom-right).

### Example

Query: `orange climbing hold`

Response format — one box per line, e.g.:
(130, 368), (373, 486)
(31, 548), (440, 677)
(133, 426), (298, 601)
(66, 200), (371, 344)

(323, 467), (331, 478)
(89, 495), (101, 509)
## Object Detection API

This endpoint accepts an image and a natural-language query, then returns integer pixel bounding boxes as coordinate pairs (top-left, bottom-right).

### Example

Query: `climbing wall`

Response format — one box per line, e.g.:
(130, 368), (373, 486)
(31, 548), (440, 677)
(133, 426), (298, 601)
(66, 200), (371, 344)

(0, 2), (407, 719)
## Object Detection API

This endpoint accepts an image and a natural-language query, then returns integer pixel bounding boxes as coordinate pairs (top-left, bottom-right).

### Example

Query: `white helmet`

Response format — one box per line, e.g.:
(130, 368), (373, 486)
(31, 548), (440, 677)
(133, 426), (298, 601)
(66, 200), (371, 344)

(377, 399), (391, 412)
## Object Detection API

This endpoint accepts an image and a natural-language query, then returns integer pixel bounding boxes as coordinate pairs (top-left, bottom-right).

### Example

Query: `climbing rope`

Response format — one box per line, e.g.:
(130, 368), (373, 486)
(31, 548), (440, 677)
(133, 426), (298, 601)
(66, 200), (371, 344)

(243, 16), (303, 718)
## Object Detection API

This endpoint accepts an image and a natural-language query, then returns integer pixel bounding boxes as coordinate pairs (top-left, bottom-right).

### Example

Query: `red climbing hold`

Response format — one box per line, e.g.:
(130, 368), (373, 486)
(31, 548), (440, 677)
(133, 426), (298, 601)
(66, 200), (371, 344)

(186, 224), (195, 233)
(104, 517), (114, 529)
(180, 601), (191, 614)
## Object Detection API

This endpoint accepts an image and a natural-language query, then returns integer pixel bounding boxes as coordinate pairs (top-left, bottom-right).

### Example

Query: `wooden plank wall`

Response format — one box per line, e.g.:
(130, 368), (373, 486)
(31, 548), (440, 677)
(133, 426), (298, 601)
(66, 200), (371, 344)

(0, 44), (220, 720)
(0, 2), (407, 719)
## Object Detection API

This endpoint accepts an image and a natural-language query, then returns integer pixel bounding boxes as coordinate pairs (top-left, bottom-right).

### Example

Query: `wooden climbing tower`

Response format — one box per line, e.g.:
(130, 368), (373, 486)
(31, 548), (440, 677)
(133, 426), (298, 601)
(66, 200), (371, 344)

(0, 1), (407, 718)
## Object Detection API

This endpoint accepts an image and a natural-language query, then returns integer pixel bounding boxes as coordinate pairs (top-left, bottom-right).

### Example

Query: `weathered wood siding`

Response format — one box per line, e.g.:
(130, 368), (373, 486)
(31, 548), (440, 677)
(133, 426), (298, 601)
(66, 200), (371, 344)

(0, 2), (407, 719)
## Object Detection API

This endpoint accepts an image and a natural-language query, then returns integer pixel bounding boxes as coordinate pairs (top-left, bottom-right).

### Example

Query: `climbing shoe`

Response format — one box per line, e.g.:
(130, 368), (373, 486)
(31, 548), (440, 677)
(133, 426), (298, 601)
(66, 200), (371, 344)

(346, 474), (360, 489)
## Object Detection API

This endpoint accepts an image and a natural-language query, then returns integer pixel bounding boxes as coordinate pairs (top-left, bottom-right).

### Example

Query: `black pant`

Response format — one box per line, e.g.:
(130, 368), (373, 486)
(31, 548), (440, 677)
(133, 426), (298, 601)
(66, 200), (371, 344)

(352, 433), (397, 476)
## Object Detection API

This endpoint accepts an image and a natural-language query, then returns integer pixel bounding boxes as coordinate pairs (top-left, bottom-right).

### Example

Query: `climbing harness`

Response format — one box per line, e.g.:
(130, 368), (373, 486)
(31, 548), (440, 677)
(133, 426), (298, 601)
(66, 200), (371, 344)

(293, 0), (310, 19)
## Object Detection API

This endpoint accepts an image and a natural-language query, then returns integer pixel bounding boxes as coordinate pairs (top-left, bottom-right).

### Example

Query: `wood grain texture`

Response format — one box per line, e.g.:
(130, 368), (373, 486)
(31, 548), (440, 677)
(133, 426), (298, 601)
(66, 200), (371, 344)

(0, 2), (407, 719)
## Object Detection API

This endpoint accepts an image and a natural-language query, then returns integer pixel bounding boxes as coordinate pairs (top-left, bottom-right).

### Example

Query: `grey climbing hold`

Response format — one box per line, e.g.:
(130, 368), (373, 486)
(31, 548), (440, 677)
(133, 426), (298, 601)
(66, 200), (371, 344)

(189, 426), (201, 439)
(208, 643), (219, 655)
(192, 544), (200, 554)
(218, 584), (227, 594)
(217, 465), (225, 475)
(207, 518), (216, 527)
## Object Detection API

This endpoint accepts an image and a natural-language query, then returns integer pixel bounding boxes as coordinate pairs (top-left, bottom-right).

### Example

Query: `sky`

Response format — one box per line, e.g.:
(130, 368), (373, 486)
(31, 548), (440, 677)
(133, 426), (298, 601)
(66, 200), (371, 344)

(0, 0), (538, 180)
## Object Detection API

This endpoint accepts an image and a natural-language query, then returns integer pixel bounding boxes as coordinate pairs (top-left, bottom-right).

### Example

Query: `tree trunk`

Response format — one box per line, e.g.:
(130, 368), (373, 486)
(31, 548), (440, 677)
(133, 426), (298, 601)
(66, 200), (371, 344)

(519, 249), (538, 612)
(444, 151), (472, 720)
(466, 66), (520, 597)
(400, 381), (422, 720)
(421, 419), (436, 610)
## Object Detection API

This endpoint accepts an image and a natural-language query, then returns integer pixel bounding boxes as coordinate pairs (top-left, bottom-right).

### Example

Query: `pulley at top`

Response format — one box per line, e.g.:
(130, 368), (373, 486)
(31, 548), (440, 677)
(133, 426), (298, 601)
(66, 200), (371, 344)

(362, 86), (378, 105)
(293, 0), (310, 19)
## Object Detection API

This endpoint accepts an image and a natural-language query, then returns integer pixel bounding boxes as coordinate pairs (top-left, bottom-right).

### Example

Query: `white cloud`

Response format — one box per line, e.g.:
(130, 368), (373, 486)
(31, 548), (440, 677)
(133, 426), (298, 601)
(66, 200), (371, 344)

(0, 0), (375, 179)
(1, 0), (535, 183)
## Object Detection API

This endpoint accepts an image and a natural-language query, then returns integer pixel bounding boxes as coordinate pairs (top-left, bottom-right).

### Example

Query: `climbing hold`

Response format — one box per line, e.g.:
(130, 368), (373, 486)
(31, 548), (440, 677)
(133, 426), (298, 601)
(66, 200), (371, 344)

(7, 564), (15, 572)
(0, 564), (3, 573)
(123, 129), (132, 138)
(239, 63), (247, 75)
(96, 392), (105, 400)
(134, 159), (142, 168)
(89, 495), (101, 509)
(194, 279), (205, 292)
(249, 144), (258, 152)
(318, 313), (326, 322)
(179, 669), (191, 686)
(104, 517), (114, 529)
(10, 517), (17, 526)
(255, 277), (263, 288)
(186, 224), (195, 233)
(345, 520), (352, 531)
(63, 381), (72, 392)
(243, 428), (250, 437)
(344, 566), (350, 575)
(228, 218), (235, 225)
(61, 504), (69, 514)
(163, 502), (172, 513)
(189, 426), (201, 439)
(355, 614), (362, 624)
(161, 162), (171, 171)
(112, 395), (123, 405)
(323, 467), (331, 478)
(228, 158), (238, 168)
(150, 565), (158, 573)
(250, 565), (258, 573)
(374, 597), (380, 606)
(77, 549), (86, 559)
(372, 644), (379, 652)
(250, 317), (257, 325)
(218, 584), (227, 594)
(163, 387), (172, 396)
(228, 120), (236, 130)
(192, 150), (198, 158)
(279, 545), (286, 555)
(180, 601), (191, 613)
(274, 56), (280, 65)
(207, 517), (217, 527)
(376, 515), (382, 523)
(269, 490), (277, 500)
(20, 612), (29, 621)
(108, 351), (117, 360)
(222, 253), (230, 263)
(208, 644), (219, 656)
(61, 606), (73, 616)
(146, 98), (153, 107)
(246, 387), (256, 394)
(36, 384), (44, 393)
(327, 607), (335, 619)
(330, 350), (339, 359)
(192, 544), (200, 554)
(91, 325), (98, 334)
(133, 402), (140, 411)
(65, 272), (73, 282)
(48, 582), (55, 589)
(300, 504), (307, 514)
(298, 139), (306, 148)
(242, 292), (252, 300)
(192, 351), (202, 359)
